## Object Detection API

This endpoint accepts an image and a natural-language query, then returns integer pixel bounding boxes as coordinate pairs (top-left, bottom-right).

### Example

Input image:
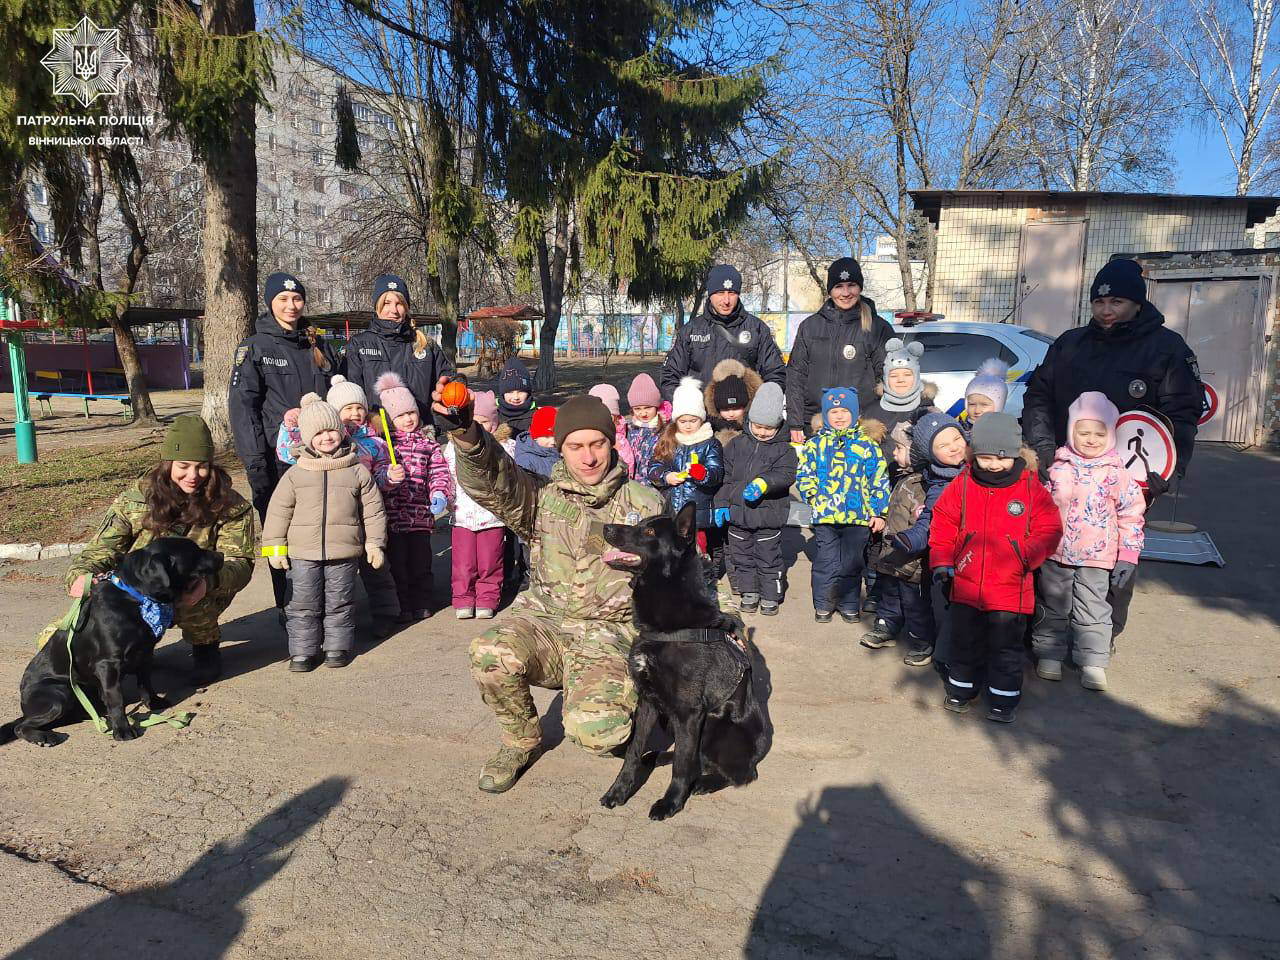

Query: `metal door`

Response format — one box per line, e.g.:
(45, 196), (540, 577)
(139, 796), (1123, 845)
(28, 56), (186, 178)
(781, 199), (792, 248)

(1016, 221), (1087, 336)
(1147, 276), (1266, 443)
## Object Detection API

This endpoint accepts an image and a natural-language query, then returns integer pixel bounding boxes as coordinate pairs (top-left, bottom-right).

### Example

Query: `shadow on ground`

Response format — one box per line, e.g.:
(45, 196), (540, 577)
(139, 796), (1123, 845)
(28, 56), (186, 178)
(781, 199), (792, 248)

(5, 777), (348, 960)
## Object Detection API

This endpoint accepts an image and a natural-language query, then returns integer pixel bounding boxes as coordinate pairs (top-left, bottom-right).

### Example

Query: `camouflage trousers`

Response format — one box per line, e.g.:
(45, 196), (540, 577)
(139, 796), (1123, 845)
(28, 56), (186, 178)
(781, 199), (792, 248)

(469, 616), (638, 754)
(35, 589), (237, 650)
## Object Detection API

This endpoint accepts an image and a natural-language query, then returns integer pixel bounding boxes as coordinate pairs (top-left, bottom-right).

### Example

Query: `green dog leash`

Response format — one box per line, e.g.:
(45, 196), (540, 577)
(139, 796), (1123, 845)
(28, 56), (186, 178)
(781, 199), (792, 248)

(57, 592), (194, 735)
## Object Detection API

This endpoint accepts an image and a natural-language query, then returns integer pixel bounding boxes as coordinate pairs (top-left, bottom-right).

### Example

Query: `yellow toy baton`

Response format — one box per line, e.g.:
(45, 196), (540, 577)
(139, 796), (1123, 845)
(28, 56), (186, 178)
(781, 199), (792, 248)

(379, 408), (398, 468)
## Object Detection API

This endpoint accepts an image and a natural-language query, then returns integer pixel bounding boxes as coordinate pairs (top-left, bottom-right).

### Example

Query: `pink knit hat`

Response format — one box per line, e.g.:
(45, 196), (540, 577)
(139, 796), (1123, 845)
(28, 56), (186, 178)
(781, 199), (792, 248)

(373, 372), (417, 420)
(588, 383), (621, 417)
(472, 389), (498, 423)
(626, 373), (661, 409)
(1067, 390), (1119, 456)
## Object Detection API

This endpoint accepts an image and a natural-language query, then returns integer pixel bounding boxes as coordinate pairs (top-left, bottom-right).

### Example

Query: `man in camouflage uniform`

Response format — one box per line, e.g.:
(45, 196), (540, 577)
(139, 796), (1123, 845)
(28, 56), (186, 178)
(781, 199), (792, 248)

(438, 385), (664, 793)
(46, 416), (257, 685)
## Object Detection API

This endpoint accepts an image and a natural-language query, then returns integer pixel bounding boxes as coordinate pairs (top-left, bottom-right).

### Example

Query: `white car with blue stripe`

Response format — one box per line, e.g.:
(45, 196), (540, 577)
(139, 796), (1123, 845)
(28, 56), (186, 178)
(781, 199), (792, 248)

(891, 320), (1054, 419)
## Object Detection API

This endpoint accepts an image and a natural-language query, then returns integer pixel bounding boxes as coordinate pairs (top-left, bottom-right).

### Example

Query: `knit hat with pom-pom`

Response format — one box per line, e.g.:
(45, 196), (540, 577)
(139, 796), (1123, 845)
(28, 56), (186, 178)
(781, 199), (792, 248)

(964, 358), (1010, 412)
(671, 376), (706, 422)
(326, 374), (367, 413)
(374, 372), (418, 420)
(298, 393), (343, 449)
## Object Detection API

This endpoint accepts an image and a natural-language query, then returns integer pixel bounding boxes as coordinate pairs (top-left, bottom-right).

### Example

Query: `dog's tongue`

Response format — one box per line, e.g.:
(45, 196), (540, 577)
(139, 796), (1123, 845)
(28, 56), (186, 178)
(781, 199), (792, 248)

(602, 548), (640, 566)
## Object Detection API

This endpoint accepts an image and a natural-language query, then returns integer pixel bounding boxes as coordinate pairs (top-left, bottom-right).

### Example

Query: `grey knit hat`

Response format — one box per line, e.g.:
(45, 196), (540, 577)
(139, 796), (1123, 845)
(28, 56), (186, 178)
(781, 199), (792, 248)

(298, 393), (344, 449)
(748, 382), (786, 428)
(882, 337), (925, 410)
(970, 412), (1022, 459)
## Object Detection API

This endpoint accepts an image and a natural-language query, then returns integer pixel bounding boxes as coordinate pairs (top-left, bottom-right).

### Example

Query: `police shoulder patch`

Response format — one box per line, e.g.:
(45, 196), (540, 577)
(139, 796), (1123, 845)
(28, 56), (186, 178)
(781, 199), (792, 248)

(1187, 354), (1201, 380)
(234, 345), (249, 367)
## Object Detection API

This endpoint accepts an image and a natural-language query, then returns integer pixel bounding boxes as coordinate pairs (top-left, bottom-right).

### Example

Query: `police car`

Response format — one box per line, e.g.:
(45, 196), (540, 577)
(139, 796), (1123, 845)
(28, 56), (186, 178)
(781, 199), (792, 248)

(891, 317), (1053, 418)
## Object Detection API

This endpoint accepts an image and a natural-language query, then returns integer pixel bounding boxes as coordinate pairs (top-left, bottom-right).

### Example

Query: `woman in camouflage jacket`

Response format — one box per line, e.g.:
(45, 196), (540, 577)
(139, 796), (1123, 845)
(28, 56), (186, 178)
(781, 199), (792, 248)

(61, 416), (257, 685)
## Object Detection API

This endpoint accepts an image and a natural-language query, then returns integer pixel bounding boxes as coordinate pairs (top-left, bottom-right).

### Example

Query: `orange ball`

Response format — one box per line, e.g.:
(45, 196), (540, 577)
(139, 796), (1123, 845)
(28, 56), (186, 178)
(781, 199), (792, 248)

(441, 380), (470, 409)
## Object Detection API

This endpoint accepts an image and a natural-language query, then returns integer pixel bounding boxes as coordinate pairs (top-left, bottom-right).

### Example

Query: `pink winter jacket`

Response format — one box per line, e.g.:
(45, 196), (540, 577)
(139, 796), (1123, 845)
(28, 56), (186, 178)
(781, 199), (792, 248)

(1047, 446), (1145, 569)
(384, 429), (453, 532)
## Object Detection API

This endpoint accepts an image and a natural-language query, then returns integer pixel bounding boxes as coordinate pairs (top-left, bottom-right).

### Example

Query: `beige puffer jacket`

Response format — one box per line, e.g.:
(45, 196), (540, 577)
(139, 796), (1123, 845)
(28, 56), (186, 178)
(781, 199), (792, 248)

(262, 444), (387, 562)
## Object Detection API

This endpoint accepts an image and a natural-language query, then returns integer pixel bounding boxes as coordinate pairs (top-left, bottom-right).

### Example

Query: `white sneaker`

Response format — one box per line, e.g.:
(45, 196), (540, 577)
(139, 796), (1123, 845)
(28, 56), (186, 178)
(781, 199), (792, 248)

(475, 608), (496, 620)
(1036, 659), (1063, 681)
(1081, 666), (1108, 691)
(455, 607), (475, 620)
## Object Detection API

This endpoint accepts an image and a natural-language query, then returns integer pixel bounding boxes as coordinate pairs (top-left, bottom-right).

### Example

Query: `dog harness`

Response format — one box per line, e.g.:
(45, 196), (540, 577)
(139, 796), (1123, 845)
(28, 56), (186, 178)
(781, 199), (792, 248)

(47, 584), (192, 736)
(106, 573), (176, 638)
(678, 626), (752, 690)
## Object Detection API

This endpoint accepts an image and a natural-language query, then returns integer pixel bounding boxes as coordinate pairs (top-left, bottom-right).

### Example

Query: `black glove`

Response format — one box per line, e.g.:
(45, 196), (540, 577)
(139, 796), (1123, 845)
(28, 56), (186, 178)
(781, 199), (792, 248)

(1143, 471), (1169, 506)
(1110, 560), (1137, 591)
(931, 566), (955, 602)
(432, 377), (474, 433)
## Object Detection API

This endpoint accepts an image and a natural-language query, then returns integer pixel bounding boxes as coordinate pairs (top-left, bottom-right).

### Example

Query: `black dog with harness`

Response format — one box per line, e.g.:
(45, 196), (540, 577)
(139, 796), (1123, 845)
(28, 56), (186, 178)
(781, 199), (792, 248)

(601, 502), (768, 820)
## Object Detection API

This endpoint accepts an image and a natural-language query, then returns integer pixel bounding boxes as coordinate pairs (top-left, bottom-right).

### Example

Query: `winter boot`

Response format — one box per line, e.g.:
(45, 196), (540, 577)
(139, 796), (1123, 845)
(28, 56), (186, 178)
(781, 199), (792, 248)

(860, 620), (897, 649)
(759, 600), (779, 616)
(1080, 666), (1108, 691)
(478, 744), (543, 794)
(1036, 659), (1063, 681)
(289, 655), (320, 673)
(325, 650), (352, 668)
(943, 696), (970, 715)
(190, 644), (222, 687)
(740, 593), (760, 613)
(903, 643), (934, 667)
(986, 705), (1017, 724)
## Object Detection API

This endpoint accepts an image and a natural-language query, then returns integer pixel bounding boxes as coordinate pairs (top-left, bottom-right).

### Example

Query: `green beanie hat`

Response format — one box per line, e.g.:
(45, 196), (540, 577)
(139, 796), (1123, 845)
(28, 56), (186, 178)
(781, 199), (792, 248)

(161, 415), (214, 462)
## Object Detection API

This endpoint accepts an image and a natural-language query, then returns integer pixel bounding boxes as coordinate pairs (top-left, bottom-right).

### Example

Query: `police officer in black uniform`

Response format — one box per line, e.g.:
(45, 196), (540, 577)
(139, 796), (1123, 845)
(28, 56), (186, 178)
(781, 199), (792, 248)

(1022, 257), (1203, 637)
(785, 257), (894, 442)
(661, 264), (785, 401)
(229, 271), (340, 607)
(344, 274), (454, 434)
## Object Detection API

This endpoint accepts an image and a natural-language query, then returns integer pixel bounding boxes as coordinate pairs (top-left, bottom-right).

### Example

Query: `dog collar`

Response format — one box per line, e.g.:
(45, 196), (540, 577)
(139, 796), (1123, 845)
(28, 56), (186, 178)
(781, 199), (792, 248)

(107, 574), (175, 638)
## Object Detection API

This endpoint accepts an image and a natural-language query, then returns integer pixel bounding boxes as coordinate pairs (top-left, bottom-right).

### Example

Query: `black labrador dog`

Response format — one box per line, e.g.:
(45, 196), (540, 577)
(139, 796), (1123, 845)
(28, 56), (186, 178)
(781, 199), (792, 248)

(0, 537), (223, 746)
(600, 502), (768, 820)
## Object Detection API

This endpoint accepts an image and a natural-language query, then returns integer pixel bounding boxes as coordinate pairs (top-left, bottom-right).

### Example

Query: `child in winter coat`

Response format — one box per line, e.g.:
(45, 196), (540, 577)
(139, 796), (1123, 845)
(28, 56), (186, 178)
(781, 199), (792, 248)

(648, 376), (725, 571)
(704, 358), (762, 447)
(796, 387), (890, 623)
(863, 421), (937, 666)
(374, 373), (453, 621)
(623, 373), (668, 486)
(714, 382), (796, 616)
(1032, 391), (1144, 692)
(928, 413), (1062, 723)
(445, 390), (512, 619)
(962, 359), (1010, 429)
(276, 375), (391, 486)
(587, 385), (637, 477)
(263, 394), (388, 671)
(514, 406), (561, 478)
(863, 338), (938, 474)
(496, 356), (538, 437)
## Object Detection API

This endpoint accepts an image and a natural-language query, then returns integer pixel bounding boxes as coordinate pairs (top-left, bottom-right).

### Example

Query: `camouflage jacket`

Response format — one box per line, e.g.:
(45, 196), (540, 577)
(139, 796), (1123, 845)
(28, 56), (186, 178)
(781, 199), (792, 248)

(67, 480), (257, 596)
(453, 430), (663, 622)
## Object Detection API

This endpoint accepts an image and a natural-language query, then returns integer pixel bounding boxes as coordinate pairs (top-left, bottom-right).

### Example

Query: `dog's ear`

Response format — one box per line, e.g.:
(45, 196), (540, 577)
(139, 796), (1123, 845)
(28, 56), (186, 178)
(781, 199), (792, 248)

(132, 548), (174, 600)
(674, 501), (697, 543)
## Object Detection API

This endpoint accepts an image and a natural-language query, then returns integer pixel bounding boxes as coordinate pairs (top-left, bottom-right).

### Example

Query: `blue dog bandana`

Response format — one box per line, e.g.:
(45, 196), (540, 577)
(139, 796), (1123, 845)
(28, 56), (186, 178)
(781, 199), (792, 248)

(108, 574), (176, 638)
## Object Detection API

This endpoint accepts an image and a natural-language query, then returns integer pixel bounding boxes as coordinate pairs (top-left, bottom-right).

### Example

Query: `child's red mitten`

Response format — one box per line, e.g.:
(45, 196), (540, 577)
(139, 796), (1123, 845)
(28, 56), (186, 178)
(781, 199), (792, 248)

(688, 463), (707, 482)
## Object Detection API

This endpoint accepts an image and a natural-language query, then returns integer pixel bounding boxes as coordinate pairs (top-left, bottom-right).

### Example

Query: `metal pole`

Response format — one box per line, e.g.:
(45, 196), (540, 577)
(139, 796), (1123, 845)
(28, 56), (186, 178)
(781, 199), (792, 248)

(5, 299), (38, 463)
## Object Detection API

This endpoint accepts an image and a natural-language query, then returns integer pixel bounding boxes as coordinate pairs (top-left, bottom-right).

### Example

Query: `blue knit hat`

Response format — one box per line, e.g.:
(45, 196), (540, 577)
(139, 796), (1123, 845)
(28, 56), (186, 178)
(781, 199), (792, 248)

(706, 264), (742, 294)
(1090, 259), (1146, 304)
(263, 271), (305, 308)
(498, 356), (532, 395)
(912, 411), (963, 468)
(372, 273), (410, 312)
(821, 386), (859, 428)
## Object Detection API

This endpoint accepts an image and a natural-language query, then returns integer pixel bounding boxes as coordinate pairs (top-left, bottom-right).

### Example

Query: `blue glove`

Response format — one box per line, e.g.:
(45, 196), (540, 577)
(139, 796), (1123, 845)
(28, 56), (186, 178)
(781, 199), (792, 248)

(713, 507), (730, 528)
(743, 479), (766, 504)
(1110, 560), (1137, 591)
(430, 492), (448, 516)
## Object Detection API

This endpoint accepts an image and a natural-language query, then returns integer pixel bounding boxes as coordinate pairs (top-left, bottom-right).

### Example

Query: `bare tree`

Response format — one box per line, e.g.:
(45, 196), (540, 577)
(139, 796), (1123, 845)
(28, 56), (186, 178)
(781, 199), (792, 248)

(1159, 0), (1280, 194)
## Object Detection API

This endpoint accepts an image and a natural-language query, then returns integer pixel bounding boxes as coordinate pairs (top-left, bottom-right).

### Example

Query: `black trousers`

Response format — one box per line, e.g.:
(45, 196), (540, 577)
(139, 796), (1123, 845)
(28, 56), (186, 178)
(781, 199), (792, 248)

(875, 574), (935, 646)
(944, 603), (1027, 710)
(725, 526), (784, 602)
(388, 530), (434, 614)
(811, 524), (869, 613)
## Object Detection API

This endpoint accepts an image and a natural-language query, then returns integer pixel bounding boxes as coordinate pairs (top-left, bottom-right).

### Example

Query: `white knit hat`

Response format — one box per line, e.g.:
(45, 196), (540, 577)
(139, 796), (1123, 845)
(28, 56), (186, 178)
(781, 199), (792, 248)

(326, 374), (367, 412)
(671, 376), (706, 422)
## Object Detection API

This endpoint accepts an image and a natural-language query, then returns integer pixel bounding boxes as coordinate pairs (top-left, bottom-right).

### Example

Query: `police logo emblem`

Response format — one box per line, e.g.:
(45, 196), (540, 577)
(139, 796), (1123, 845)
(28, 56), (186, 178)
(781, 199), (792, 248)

(1098, 283), (1111, 296)
(1128, 378), (1147, 398)
(283, 279), (297, 291)
(1007, 500), (1025, 517)
(1187, 355), (1201, 379)
(840, 270), (850, 281)
(722, 279), (734, 290)
(842, 344), (856, 360)
(414, 348), (426, 359)
(739, 330), (752, 345)
(388, 280), (398, 290)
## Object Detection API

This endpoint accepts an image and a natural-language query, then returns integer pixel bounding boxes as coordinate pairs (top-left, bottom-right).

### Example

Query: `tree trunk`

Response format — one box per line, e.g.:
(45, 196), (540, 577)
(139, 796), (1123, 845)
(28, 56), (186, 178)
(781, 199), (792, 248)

(534, 200), (569, 391)
(198, 0), (259, 448)
(438, 239), (461, 363)
(107, 314), (158, 420)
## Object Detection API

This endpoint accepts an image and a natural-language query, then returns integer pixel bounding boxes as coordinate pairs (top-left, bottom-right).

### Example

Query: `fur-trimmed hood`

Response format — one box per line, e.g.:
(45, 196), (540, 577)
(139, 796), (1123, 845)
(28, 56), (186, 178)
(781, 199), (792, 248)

(703, 358), (764, 415)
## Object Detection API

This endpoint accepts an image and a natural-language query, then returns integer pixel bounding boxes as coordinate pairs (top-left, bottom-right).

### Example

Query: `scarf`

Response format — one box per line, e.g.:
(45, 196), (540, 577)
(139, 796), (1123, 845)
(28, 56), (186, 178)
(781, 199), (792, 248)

(676, 421), (714, 445)
(880, 380), (923, 413)
(497, 393), (533, 422)
(971, 457), (1027, 489)
(108, 574), (175, 638)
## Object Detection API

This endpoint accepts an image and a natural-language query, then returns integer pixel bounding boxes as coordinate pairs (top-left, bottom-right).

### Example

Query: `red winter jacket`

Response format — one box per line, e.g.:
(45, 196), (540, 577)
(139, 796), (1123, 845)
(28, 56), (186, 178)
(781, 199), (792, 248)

(929, 465), (1062, 615)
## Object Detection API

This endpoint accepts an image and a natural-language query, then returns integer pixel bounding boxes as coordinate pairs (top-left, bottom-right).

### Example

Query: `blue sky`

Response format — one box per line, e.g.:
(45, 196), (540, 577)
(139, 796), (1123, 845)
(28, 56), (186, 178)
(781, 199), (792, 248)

(1173, 124), (1243, 194)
